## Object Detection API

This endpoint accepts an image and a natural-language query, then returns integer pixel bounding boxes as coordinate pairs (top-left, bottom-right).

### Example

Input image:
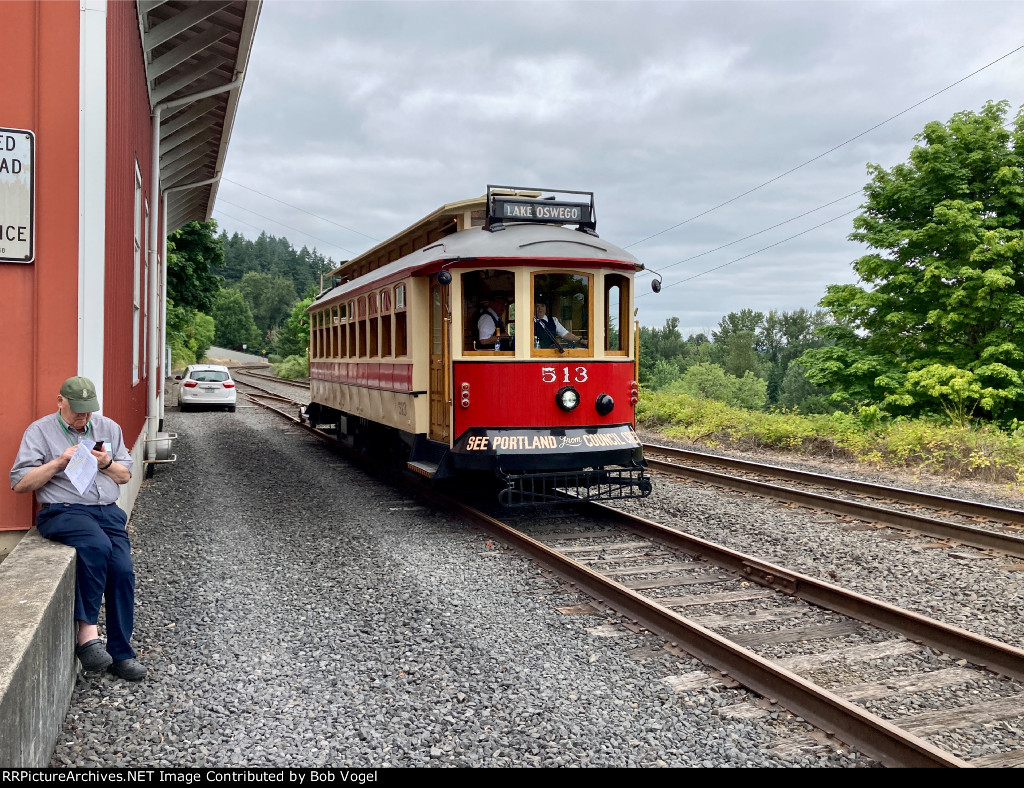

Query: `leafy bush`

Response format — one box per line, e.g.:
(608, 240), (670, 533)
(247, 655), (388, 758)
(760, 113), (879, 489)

(272, 354), (308, 380)
(664, 363), (768, 409)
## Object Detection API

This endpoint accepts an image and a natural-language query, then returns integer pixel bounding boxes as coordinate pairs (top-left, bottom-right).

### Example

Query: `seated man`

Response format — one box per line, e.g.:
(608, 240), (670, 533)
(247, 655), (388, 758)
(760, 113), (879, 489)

(477, 291), (513, 351)
(534, 299), (585, 349)
(9, 376), (146, 681)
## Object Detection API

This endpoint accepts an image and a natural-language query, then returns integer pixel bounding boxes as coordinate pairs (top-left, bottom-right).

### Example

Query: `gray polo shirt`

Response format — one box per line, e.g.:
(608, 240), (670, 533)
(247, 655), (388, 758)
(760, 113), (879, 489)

(9, 411), (133, 506)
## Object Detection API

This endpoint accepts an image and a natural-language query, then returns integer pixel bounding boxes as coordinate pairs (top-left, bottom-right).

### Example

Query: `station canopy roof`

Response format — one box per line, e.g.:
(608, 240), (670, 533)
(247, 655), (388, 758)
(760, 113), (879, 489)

(138, 0), (262, 233)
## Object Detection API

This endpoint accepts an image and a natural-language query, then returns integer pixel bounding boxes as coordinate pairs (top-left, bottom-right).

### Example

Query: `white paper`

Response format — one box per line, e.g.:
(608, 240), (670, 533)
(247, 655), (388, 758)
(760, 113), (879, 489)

(65, 440), (98, 495)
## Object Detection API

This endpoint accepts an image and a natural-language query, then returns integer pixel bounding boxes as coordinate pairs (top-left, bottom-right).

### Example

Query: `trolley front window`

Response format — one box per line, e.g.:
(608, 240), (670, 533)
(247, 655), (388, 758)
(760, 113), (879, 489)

(604, 274), (629, 354)
(532, 272), (591, 356)
(462, 270), (515, 354)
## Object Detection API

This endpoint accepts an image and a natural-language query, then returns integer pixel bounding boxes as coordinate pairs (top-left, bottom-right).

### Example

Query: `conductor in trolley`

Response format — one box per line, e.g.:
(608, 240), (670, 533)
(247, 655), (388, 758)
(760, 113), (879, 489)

(477, 291), (512, 350)
(9, 376), (147, 681)
(534, 297), (586, 349)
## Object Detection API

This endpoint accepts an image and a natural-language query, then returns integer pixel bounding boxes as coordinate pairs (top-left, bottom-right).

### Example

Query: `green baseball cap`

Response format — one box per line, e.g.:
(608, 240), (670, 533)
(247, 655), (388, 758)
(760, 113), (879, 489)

(59, 376), (100, 413)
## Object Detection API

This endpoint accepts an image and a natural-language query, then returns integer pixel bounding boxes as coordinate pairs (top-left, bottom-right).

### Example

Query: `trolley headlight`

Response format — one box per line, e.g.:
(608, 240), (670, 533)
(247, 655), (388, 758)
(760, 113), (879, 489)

(556, 386), (580, 412)
(595, 393), (614, 416)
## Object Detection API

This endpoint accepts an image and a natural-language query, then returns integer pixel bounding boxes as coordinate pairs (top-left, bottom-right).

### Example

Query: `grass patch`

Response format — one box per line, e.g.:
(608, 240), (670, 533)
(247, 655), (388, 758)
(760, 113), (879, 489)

(638, 389), (1024, 488)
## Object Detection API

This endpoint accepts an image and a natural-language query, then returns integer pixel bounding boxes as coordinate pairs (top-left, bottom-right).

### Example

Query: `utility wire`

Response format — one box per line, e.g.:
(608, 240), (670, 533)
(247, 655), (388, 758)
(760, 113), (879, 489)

(644, 190), (863, 276)
(215, 207), (347, 261)
(217, 199), (360, 256)
(222, 177), (380, 243)
(626, 43), (1024, 250)
(213, 208), (271, 236)
(637, 208), (859, 297)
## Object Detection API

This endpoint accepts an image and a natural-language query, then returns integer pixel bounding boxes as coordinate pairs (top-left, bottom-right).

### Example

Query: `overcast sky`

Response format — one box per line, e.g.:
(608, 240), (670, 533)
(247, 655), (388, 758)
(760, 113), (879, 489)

(213, 0), (1024, 337)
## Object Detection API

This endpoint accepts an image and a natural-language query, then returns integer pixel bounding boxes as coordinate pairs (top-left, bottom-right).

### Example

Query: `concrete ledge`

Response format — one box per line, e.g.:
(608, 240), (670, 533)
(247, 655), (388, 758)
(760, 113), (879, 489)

(0, 530), (76, 767)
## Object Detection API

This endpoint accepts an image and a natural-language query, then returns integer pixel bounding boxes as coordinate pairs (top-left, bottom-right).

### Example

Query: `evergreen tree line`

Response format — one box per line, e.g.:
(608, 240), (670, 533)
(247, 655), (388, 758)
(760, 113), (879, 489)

(644, 100), (1024, 432)
(165, 225), (331, 367)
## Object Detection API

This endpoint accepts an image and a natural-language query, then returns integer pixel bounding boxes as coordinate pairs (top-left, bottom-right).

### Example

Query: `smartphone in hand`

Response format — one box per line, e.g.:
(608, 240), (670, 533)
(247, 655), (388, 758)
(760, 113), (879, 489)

(94, 440), (104, 451)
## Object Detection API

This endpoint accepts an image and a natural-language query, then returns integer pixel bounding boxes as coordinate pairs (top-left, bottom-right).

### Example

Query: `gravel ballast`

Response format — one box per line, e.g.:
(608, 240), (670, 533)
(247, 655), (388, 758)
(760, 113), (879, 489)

(48, 402), (1022, 768)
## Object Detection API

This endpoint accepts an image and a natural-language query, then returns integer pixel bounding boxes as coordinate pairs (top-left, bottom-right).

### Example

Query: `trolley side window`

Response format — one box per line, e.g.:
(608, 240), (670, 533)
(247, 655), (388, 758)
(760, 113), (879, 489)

(347, 300), (356, 359)
(357, 297), (367, 357)
(604, 274), (629, 354)
(330, 306), (340, 358)
(312, 309), (324, 359)
(338, 303), (348, 357)
(394, 284), (408, 357)
(380, 288), (393, 357)
(461, 269), (515, 353)
(531, 272), (591, 355)
(368, 291), (380, 358)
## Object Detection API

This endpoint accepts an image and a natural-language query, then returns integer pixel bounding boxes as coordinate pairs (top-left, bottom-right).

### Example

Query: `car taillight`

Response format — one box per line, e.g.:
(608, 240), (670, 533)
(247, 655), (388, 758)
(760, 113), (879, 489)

(183, 381), (198, 388)
(223, 382), (235, 388)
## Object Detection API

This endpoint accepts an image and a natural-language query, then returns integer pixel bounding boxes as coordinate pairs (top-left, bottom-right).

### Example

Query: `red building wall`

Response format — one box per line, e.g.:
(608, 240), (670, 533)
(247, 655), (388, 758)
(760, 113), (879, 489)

(0, 1), (81, 529)
(103, 0), (154, 439)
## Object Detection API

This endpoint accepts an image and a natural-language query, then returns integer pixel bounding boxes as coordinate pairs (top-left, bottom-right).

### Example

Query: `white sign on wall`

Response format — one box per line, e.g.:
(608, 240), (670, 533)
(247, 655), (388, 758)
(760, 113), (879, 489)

(0, 128), (35, 263)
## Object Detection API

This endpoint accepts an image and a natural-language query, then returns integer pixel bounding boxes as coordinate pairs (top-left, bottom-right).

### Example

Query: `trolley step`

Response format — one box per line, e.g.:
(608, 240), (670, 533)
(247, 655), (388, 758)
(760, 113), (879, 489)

(407, 460), (439, 478)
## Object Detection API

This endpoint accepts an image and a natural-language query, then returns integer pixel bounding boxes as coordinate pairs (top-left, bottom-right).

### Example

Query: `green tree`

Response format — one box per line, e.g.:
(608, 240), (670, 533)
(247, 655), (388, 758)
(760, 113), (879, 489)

(273, 296), (314, 358)
(638, 318), (712, 385)
(239, 271), (298, 334)
(212, 288), (262, 349)
(718, 329), (767, 380)
(799, 100), (1024, 424)
(166, 302), (215, 368)
(778, 362), (834, 414)
(167, 221), (224, 313)
(760, 308), (833, 403)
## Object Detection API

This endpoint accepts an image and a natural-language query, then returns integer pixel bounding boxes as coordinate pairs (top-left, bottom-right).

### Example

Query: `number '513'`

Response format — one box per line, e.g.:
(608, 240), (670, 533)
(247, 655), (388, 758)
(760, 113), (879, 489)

(541, 367), (588, 384)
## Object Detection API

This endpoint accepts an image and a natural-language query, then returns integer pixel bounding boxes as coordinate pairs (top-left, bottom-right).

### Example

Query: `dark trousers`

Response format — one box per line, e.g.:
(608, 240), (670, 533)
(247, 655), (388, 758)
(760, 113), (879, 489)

(36, 503), (136, 661)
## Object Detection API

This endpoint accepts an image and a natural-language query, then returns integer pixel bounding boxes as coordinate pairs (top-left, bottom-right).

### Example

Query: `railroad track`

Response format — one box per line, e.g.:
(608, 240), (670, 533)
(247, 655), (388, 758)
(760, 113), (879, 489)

(233, 364), (312, 391)
(457, 499), (1024, 768)
(644, 444), (1024, 560)
(239, 389), (1024, 767)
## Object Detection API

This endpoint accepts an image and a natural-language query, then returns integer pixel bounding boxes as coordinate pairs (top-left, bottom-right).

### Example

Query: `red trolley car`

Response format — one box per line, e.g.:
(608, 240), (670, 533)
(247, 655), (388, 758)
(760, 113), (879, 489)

(304, 186), (653, 504)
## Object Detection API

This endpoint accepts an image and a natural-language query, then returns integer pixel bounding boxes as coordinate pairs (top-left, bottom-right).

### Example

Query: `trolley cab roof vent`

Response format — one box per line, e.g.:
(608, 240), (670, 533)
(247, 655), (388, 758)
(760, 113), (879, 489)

(484, 185), (598, 237)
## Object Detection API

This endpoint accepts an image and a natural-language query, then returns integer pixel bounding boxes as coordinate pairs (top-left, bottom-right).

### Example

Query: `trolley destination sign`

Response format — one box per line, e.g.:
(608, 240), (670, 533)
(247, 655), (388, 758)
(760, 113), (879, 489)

(492, 197), (592, 225)
(0, 127), (35, 263)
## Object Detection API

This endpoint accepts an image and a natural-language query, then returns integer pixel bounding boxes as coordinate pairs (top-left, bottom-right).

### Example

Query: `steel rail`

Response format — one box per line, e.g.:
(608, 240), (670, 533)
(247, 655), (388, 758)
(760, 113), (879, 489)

(233, 366), (312, 390)
(584, 501), (1024, 682)
(645, 453), (1024, 560)
(449, 500), (972, 768)
(644, 443), (1024, 525)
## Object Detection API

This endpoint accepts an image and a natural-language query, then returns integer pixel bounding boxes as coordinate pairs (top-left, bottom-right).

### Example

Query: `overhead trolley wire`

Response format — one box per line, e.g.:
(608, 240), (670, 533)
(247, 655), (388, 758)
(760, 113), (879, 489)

(651, 190), (863, 276)
(627, 43), (1024, 252)
(221, 177), (380, 243)
(637, 207), (860, 298)
(216, 199), (361, 256)
(214, 207), (352, 258)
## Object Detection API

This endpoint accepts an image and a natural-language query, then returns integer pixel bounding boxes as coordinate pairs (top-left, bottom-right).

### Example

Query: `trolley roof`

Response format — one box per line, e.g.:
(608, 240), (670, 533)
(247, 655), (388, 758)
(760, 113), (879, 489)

(327, 187), (604, 284)
(327, 195), (488, 283)
(311, 221), (641, 310)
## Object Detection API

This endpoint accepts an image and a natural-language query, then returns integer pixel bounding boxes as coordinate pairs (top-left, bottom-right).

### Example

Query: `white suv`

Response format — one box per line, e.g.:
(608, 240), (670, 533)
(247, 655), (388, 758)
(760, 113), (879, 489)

(177, 364), (237, 412)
